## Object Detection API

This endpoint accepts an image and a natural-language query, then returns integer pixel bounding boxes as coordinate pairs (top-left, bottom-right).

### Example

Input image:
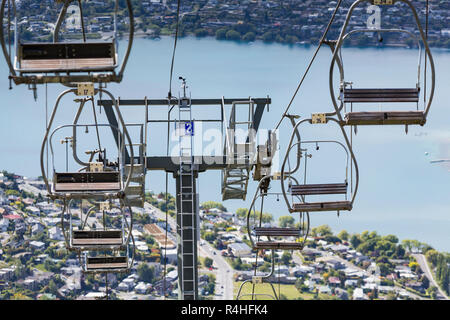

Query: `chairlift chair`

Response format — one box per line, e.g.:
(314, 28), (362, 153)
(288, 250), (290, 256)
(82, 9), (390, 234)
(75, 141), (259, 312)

(247, 175), (310, 252)
(329, 0), (435, 128)
(0, 0), (135, 86)
(280, 117), (359, 215)
(65, 203), (132, 252)
(40, 88), (135, 201)
(237, 175), (308, 301)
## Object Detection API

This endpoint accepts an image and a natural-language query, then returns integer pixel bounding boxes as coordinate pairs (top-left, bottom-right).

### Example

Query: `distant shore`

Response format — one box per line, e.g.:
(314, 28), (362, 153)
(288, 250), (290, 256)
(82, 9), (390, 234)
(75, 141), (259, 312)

(116, 32), (450, 52)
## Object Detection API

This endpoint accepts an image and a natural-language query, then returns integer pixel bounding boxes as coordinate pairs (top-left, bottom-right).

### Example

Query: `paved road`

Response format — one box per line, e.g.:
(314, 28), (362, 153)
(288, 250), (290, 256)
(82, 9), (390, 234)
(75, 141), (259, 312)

(145, 202), (234, 299)
(199, 240), (234, 300)
(413, 253), (449, 300)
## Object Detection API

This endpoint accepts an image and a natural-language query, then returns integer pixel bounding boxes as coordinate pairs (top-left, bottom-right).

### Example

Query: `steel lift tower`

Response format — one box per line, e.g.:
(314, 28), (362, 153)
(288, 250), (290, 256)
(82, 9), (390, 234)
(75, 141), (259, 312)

(99, 81), (271, 300)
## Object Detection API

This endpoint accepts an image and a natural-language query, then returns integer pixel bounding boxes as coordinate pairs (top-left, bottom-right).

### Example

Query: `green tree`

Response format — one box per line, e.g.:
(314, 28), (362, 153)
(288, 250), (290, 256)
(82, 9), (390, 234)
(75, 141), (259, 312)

(350, 234), (362, 249)
(262, 31), (275, 42)
(194, 28), (208, 37)
(201, 201), (227, 212)
(204, 257), (213, 269)
(279, 215), (295, 228)
(225, 30), (241, 41)
(137, 263), (155, 283)
(203, 231), (216, 242)
(215, 28), (228, 40)
(281, 252), (292, 266)
(383, 235), (399, 244)
(426, 286), (437, 299)
(311, 225), (333, 238)
(337, 230), (350, 241)
(425, 249), (440, 267)
(47, 280), (58, 295)
(236, 208), (248, 219)
(242, 32), (256, 42)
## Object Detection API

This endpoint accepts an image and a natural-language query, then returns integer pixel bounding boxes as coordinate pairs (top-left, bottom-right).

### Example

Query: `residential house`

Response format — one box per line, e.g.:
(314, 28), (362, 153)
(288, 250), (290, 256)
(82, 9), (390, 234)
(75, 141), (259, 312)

(31, 223), (45, 236)
(49, 226), (64, 241)
(354, 253), (370, 264)
(362, 282), (378, 292)
(0, 267), (15, 280)
(166, 270), (178, 282)
(344, 279), (358, 287)
(0, 218), (9, 232)
(29, 241), (46, 251)
(309, 273), (322, 284)
(291, 265), (314, 277)
(135, 282), (152, 294)
(318, 285), (332, 295)
(406, 281), (425, 294)
(324, 258), (345, 270)
(329, 244), (350, 253)
(26, 206), (41, 216)
(118, 277), (136, 292)
(378, 285), (396, 294)
(20, 270), (53, 291)
(302, 248), (322, 260)
(353, 288), (367, 300)
(273, 265), (290, 276)
(328, 276), (342, 287)
(334, 287), (349, 300)
(228, 242), (251, 257)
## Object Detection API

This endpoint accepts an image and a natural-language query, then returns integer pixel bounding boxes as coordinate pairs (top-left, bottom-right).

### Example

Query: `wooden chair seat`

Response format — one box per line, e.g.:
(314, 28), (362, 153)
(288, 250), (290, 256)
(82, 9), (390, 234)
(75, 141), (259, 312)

(18, 42), (116, 73)
(21, 58), (115, 72)
(344, 111), (425, 126)
(292, 201), (352, 212)
(72, 230), (123, 246)
(86, 256), (128, 270)
(54, 171), (121, 192)
(290, 183), (347, 196)
(254, 242), (304, 250)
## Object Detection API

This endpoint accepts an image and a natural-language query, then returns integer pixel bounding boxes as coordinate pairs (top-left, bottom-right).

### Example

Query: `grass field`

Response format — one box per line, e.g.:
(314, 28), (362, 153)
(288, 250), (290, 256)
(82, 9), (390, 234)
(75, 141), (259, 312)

(233, 281), (338, 300)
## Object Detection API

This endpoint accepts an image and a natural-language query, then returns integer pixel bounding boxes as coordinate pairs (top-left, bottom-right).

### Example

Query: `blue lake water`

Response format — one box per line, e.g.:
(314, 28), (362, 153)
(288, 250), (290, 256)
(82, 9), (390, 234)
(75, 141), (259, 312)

(0, 36), (449, 251)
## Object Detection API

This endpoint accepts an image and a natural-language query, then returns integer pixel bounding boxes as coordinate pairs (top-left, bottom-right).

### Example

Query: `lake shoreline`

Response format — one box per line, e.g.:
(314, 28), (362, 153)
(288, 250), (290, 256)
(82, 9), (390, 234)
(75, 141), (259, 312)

(122, 33), (450, 52)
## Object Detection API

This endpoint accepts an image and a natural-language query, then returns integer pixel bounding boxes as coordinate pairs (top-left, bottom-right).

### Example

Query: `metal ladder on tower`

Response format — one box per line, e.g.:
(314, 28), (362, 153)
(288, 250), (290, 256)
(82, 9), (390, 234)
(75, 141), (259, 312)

(123, 102), (147, 208)
(177, 82), (197, 300)
(222, 98), (255, 201)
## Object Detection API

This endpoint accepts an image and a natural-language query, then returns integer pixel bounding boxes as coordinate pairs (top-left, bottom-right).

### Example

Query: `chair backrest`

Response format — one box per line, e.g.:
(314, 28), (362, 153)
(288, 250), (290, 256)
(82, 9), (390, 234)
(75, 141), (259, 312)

(73, 230), (122, 239)
(20, 41), (115, 61)
(290, 183), (348, 196)
(342, 88), (419, 103)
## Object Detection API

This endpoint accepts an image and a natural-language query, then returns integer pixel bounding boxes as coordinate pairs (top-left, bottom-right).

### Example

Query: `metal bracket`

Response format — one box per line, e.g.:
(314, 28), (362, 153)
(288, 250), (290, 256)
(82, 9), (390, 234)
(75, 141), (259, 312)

(77, 82), (95, 96)
(89, 162), (104, 172)
(273, 172), (282, 180)
(311, 113), (327, 124)
(100, 201), (111, 211)
(252, 276), (263, 284)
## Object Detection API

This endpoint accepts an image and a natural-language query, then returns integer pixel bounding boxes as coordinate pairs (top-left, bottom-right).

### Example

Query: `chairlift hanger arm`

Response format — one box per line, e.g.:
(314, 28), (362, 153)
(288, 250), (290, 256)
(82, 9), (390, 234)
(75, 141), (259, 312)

(53, 0), (71, 43)
(0, 0), (17, 77)
(274, 0), (344, 130)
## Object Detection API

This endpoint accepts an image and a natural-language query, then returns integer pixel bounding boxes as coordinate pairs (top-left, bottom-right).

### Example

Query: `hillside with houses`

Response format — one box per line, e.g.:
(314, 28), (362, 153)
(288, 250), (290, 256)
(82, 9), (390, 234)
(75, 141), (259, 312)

(0, 170), (448, 300)
(7, 0), (450, 48)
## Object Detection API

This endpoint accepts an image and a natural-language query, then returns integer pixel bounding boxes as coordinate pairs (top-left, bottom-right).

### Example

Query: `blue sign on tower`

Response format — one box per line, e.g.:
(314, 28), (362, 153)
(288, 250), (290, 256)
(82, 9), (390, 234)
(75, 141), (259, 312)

(184, 121), (194, 136)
